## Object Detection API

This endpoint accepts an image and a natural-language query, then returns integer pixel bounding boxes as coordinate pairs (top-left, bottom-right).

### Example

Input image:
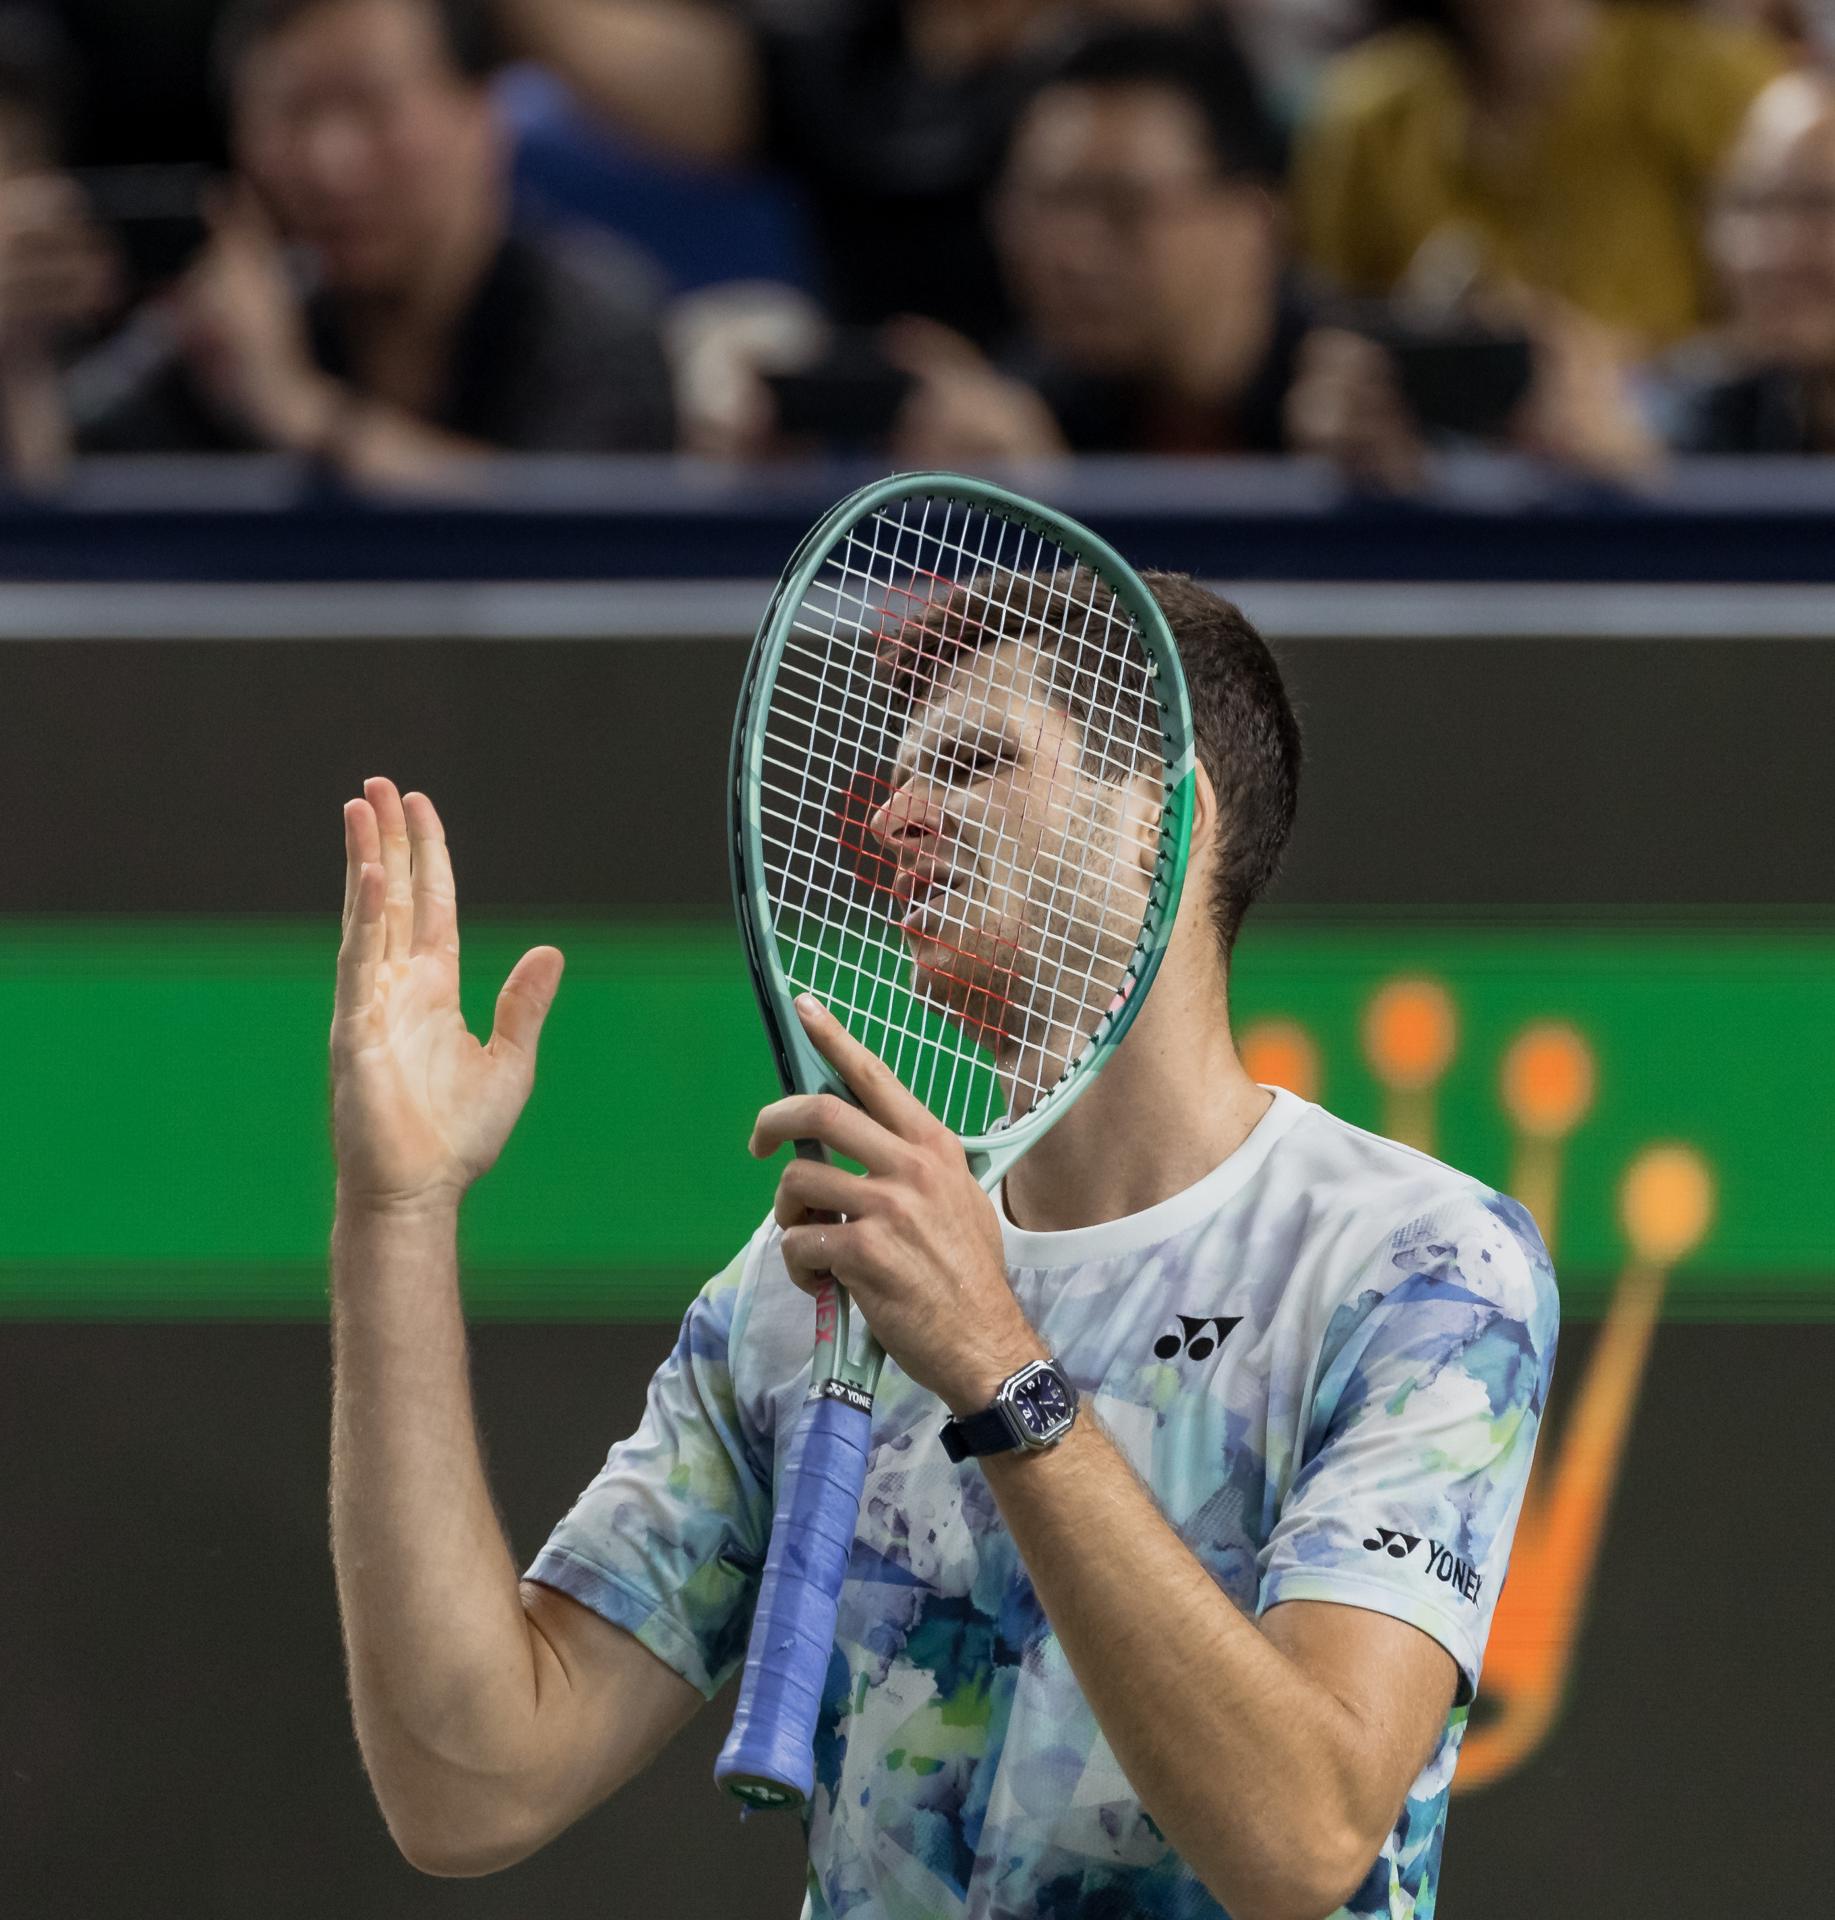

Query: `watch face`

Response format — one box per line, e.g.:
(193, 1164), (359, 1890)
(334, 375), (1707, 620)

(1012, 1366), (1073, 1439)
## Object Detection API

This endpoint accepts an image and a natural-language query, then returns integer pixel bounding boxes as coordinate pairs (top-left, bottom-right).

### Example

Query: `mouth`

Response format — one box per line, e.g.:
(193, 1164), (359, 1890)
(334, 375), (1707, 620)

(897, 868), (964, 934)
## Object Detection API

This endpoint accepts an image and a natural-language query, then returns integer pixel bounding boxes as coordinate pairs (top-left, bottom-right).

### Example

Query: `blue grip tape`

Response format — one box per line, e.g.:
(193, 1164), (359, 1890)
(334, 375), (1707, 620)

(715, 1391), (871, 1809)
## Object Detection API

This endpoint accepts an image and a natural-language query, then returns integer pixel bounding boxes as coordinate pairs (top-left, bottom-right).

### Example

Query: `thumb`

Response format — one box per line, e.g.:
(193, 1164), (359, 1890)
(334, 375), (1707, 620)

(879, 314), (986, 377)
(204, 176), (273, 241)
(487, 946), (565, 1065)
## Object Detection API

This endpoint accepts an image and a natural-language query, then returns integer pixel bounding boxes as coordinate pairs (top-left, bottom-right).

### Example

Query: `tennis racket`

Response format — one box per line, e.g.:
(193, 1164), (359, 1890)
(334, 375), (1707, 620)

(715, 472), (1196, 1812)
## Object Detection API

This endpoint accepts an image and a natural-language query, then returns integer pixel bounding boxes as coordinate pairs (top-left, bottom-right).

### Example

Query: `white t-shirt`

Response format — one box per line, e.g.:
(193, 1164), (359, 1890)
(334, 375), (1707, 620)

(529, 1085), (1560, 1918)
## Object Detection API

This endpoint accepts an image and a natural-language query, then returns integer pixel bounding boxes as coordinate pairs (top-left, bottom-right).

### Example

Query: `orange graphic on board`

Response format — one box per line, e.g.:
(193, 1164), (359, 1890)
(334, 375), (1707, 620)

(1362, 977), (1457, 1154)
(1245, 984), (1713, 1793)
(1239, 1018), (1323, 1103)
(1500, 1022), (1596, 1251)
(1457, 1144), (1713, 1789)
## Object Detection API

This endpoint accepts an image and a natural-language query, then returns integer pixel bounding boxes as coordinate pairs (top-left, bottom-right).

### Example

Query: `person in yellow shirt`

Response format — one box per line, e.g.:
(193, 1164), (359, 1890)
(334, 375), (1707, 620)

(1293, 0), (1787, 348)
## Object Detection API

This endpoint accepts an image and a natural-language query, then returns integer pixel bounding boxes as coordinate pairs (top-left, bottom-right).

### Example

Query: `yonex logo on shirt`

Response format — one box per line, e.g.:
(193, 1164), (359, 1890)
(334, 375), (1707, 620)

(1363, 1526), (1421, 1559)
(1362, 1528), (1483, 1604)
(1152, 1314), (1240, 1363)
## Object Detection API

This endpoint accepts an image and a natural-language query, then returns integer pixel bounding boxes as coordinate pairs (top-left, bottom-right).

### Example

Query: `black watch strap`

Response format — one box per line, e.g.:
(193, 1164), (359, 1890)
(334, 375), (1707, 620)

(939, 1402), (1015, 1463)
(939, 1359), (1076, 1462)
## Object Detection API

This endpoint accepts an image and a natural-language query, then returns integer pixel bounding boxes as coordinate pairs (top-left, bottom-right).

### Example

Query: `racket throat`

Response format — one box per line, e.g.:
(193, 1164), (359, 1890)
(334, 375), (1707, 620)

(809, 1376), (874, 1413)
(810, 1275), (882, 1406)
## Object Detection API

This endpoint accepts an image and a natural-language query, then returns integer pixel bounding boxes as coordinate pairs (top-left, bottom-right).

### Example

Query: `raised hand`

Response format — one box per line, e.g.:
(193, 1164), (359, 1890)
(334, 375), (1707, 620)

(330, 777), (564, 1213)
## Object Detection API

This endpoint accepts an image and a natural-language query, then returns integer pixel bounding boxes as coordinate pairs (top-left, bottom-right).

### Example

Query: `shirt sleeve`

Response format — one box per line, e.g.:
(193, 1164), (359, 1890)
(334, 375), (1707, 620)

(1639, 14), (1786, 190)
(1257, 1192), (1559, 1704)
(1290, 33), (1441, 296)
(523, 1238), (773, 1697)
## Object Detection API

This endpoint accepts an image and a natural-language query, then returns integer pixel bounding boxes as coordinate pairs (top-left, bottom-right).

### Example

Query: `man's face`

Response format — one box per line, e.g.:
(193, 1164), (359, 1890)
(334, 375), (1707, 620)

(995, 83), (1271, 377)
(865, 636), (1156, 1083)
(1711, 87), (1835, 369)
(233, 0), (498, 294)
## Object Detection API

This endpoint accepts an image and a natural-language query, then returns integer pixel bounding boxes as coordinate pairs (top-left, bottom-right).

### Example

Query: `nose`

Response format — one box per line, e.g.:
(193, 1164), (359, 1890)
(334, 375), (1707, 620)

(867, 777), (942, 854)
(296, 107), (373, 198)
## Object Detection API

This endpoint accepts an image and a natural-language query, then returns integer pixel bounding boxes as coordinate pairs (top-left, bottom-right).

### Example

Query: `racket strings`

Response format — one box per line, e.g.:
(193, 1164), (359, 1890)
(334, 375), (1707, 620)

(760, 495), (1168, 1136)
(776, 612), (1148, 1103)
(774, 537), (1153, 1122)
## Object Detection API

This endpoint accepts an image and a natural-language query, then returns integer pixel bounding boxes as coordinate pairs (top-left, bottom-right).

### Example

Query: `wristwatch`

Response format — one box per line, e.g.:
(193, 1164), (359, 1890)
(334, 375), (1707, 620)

(940, 1359), (1078, 1462)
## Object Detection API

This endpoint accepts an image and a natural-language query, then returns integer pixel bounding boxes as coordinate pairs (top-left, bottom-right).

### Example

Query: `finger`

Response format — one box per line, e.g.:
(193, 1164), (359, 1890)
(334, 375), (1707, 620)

(750, 1091), (906, 1171)
(333, 861), (385, 1027)
(485, 946), (565, 1066)
(793, 994), (938, 1142)
(878, 314), (983, 375)
(402, 790), (459, 960)
(773, 1155), (866, 1229)
(342, 797), (380, 931)
(363, 777), (414, 963)
(780, 1221), (855, 1288)
(204, 175), (272, 242)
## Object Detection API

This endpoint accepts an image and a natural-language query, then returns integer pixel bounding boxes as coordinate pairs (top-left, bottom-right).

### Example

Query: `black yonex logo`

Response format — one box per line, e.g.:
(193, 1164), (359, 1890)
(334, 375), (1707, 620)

(1362, 1529), (1483, 1603)
(1154, 1315), (1240, 1362)
(1363, 1527), (1421, 1559)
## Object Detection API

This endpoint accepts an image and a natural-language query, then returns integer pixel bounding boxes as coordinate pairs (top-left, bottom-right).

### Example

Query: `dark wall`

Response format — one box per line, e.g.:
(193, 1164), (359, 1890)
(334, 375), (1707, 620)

(4, 623), (1829, 1916)
(2, 1319), (1828, 1918)
(6, 635), (1833, 914)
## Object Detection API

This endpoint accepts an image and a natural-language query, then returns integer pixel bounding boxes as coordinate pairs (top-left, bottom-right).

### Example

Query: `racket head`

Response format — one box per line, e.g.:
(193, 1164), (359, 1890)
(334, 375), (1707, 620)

(731, 472), (1196, 1184)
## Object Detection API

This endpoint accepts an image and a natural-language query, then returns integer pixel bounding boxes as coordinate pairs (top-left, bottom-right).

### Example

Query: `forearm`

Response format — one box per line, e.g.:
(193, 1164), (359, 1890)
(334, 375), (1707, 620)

(0, 351), (71, 490)
(507, 0), (760, 164)
(331, 393), (491, 493)
(983, 1421), (1376, 1920)
(264, 373), (490, 492)
(329, 1196), (548, 1864)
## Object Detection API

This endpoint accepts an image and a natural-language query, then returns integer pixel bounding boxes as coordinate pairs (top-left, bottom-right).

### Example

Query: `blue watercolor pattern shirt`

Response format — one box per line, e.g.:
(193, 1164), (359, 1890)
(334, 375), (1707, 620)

(527, 1087), (1559, 1918)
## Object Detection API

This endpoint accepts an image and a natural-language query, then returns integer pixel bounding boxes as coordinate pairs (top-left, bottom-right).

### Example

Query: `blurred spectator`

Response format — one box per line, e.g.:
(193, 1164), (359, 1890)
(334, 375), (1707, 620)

(0, 8), (117, 488)
(1293, 0), (1787, 347)
(889, 24), (1299, 461)
(1283, 295), (1661, 489)
(675, 18), (1659, 482)
(1653, 71), (1835, 449)
(508, 0), (1244, 348)
(70, 0), (672, 486)
(1709, 1), (1826, 57)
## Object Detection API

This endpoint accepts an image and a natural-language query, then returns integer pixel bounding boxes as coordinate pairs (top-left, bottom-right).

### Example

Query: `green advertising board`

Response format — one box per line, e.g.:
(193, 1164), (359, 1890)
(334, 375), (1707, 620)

(2, 917), (1828, 1319)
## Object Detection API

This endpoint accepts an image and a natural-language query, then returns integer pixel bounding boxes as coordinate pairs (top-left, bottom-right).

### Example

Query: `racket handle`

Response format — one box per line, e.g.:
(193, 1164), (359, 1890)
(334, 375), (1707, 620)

(715, 1387), (871, 1811)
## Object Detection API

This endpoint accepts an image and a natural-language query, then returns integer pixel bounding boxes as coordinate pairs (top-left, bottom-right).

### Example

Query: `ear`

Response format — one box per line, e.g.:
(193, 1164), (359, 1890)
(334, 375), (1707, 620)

(1131, 758), (1219, 879)
(1190, 759), (1220, 861)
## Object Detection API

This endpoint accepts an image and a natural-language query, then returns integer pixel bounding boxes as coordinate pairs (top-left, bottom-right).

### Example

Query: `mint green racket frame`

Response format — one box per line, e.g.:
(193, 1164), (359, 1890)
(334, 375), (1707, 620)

(729, 471), (1197, 1412)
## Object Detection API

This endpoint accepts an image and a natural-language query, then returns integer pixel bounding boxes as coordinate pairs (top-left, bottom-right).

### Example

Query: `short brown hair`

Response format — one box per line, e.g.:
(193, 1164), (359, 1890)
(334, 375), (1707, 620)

(215, 0), (501, 91)
(884, 566), (1301, 963)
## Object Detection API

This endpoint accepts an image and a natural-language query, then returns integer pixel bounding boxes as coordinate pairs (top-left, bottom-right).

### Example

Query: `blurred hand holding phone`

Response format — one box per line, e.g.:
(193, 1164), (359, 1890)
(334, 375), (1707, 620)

(0, 170), (121, 358)
(74, 164), (214, 299)
(760, 327), (916, 448)
(1329, 300), (1536, 440)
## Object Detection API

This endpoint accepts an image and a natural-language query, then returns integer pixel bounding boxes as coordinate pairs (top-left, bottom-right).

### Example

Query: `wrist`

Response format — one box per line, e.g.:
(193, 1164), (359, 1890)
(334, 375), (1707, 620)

(940, 1331), (1051, 1418)
(262, 369), (344, 455)
(334, 1181), (464, 1230)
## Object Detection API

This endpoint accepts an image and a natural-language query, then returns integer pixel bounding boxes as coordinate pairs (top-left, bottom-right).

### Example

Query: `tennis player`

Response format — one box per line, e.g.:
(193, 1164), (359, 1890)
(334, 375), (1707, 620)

(329, 571), (1557, 1918)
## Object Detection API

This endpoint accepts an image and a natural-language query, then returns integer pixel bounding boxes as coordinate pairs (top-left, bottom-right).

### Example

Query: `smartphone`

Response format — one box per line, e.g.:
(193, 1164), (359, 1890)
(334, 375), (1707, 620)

(76, 165), (213, 293)
(1385, 329), (1535, 439)
(762, 331), (916, 448)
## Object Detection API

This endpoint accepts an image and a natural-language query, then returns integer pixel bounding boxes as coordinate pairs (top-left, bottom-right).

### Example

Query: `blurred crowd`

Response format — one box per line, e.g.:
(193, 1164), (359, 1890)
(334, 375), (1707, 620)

(8, 0), (1835, 492)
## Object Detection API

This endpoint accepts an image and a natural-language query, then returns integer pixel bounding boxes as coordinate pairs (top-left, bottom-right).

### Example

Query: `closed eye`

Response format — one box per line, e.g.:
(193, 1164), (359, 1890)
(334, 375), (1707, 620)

(938, 745), (1010, 785)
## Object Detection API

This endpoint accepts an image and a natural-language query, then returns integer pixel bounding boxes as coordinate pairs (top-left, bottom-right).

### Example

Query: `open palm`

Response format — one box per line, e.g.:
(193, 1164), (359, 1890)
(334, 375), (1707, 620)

(330, 778), (564, 1210)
